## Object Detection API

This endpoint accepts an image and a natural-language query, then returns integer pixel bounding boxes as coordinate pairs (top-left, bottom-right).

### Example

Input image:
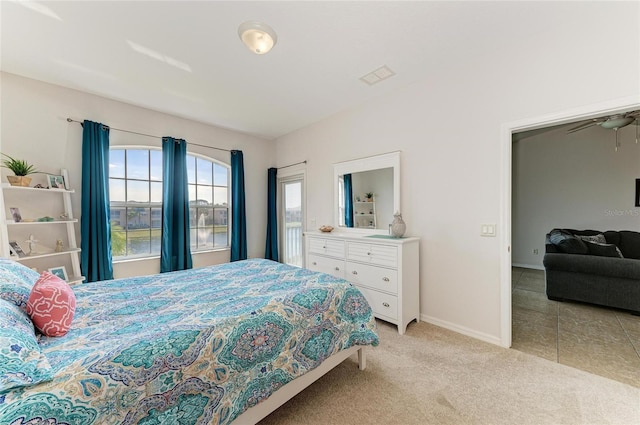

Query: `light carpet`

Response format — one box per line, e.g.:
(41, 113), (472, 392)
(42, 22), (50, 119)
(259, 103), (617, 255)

(258, 320), (639, 425)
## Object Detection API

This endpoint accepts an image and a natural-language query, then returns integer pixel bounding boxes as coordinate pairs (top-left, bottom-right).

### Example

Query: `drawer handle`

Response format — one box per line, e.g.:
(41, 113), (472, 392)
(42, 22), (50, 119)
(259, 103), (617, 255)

(367, 252), (371, 255)
(382, 277), (390, 282)
(352, 270), (358, 275)
(382, 302), (390, 308)
(335, 267), (340, 271)
(312, 262), (317, 265)
(323, 246), (326, 249)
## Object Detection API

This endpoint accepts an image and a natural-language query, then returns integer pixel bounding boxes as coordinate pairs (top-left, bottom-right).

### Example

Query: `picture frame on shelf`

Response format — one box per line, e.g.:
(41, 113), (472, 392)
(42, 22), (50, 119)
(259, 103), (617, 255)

(9, 241), (26, 258)
(47, 174), (66, 190)
(9, 207), (22, 223)
(48, 266), (68, 281)
(60, 169), (70, 190)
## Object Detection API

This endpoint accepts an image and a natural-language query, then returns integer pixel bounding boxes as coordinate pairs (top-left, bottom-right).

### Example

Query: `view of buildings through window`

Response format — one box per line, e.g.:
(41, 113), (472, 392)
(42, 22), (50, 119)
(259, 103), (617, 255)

(109, 148), (229, 259)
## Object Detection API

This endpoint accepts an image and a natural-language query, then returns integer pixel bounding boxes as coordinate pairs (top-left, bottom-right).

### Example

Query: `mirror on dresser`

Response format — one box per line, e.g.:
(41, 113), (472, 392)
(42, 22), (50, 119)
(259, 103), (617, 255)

(333, 151), (400, 232)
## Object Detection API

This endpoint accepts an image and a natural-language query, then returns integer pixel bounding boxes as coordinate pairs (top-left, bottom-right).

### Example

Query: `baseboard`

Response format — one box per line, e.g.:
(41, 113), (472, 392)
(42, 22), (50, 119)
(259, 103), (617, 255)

(512, 263), (544, 271)
(420, 314), (505, 347)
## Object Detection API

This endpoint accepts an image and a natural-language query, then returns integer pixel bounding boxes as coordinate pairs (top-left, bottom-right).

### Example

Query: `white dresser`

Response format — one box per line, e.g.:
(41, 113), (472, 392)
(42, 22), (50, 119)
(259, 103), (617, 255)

(305, 231), (419, 335)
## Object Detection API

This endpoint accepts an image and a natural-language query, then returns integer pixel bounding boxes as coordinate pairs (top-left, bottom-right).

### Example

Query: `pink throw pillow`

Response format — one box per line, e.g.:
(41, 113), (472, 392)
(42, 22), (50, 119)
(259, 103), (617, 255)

(26, 271), (76, 336)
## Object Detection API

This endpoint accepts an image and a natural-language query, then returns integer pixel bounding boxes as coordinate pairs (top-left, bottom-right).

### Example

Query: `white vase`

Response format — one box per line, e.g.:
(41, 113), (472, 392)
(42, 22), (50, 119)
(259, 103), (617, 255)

(390, 211), (406, 238)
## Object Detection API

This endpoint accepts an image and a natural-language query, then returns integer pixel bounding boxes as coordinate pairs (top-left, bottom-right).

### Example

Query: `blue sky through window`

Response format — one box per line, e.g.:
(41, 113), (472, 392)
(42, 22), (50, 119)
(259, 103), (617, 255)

(110, 149), (228, 205)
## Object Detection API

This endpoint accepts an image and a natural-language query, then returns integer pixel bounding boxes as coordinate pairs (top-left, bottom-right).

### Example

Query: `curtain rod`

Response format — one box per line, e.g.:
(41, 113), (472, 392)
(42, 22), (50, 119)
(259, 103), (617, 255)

(278, 160), (307, 169)
(66, 118), (231, 152)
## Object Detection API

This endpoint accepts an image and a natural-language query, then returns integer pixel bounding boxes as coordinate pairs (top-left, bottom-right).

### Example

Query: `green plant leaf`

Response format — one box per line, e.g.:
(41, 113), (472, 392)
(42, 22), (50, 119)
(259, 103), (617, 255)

(1, 154), (38, 176)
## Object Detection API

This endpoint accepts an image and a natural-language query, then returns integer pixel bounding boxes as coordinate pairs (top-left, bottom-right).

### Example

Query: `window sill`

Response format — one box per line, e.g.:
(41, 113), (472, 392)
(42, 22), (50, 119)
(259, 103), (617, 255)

(192, 247), (230, 255)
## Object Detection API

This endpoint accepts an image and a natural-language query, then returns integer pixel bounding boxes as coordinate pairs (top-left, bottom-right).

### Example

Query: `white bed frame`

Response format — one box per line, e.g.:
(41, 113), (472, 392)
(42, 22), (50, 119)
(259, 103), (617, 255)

(233, 346), (367, 424)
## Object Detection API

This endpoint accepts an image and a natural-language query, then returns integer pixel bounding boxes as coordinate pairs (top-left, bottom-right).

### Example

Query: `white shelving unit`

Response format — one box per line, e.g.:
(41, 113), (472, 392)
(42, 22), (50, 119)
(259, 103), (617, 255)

(353, 200), (376, 229)
(0, 183), (84, 284)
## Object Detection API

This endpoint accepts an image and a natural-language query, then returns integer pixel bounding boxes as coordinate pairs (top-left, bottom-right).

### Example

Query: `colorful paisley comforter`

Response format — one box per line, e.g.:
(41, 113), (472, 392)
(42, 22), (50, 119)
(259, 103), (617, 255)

(0, 259), (379, 424)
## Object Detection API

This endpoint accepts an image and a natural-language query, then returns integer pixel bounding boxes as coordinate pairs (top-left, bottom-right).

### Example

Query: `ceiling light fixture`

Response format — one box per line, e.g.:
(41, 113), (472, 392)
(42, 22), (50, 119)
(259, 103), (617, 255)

(238, 21), (277, 55)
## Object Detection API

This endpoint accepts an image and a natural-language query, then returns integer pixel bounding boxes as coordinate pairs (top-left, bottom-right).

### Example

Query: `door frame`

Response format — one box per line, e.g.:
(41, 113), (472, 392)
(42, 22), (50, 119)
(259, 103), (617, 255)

(499, 96), (640, 348)
(278, 168), (307, 266)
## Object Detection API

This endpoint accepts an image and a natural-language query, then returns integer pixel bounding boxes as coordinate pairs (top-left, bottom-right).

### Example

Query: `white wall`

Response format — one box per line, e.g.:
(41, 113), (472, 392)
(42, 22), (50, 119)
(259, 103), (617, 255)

(0, 72), (275, 278)
(275, 3), (640, 345)
(512, 124), (640, 269)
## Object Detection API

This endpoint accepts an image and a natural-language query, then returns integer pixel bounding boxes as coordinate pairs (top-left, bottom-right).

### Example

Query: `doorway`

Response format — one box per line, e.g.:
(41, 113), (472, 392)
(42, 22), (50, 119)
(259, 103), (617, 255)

(500, 98), (640, 348)
(280, 173), (305, 267)
(502, 100), (640, 387)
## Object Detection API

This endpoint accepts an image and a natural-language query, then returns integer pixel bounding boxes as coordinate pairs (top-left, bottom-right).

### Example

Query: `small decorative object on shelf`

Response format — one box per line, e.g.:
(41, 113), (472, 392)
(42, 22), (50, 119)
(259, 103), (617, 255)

(365, 192), (373, 202)
(1, 154), (38, 187)
(48, 266), (68, 281)
(9, 241), (26, 258)
(61, 169), (70, 190)
(37, 216), (54, 222)
(390, 211), (406, 238)
(25, 234), (38, 255)
(55, 239), (64, 252)
(10, 207), (22, 222)
(47, 174), (66, 189)
(319, 225), (334, 233)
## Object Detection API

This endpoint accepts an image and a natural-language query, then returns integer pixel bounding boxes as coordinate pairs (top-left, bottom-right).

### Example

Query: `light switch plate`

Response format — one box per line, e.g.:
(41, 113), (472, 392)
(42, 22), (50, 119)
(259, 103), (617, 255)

(481, 224), (496, 237)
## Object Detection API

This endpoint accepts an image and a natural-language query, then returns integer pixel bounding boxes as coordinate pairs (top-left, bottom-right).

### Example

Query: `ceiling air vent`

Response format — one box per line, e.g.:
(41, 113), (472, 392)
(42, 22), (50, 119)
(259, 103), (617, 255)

(359, 65), (396, 86)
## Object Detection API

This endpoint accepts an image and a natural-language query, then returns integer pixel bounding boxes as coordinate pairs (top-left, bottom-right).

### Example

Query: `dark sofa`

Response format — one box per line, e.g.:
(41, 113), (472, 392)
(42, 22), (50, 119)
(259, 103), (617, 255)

(543, 229), (640, 314)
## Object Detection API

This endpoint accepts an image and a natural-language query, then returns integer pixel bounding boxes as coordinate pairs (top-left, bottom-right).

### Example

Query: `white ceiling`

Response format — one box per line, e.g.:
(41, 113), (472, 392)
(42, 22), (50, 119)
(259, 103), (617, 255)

(0, 1), (589, 140)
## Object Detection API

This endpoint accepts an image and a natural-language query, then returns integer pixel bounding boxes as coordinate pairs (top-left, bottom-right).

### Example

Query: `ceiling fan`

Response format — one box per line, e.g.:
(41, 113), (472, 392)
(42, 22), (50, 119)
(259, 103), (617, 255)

(567, 110), (640, 133)
(567, 110), (640, 151)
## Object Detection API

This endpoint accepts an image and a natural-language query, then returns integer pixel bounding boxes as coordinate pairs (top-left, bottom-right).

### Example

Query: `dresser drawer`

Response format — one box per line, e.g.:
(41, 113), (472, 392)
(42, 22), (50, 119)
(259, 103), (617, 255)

(346, 262), (398, 295)
(356, 285), (398, 320)
(369, 244), (398, 268)
(307, 254), (345, 279)
(308, 238), (345, 258)
(346, 242), (371, 262)
(347, 242), (397, 268)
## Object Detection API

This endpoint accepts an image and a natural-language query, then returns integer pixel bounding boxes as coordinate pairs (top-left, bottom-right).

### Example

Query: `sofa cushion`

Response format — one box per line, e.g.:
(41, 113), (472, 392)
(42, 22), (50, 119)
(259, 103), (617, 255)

(585, 241), (624, 258)
(617, 231), (640, 259)
(548, 229), (588, 254)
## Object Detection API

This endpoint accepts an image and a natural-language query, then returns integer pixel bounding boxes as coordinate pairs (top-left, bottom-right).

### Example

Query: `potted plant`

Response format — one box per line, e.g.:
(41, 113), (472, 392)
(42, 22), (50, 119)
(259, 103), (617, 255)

(365, 192), (374, 201)
(1, 154), (38, 187)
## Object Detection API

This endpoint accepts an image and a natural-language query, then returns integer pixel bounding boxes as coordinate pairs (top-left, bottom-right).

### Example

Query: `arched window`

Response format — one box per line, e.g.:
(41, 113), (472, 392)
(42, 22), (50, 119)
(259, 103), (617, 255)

(109, 148), (230, 259)
(187, 153), (230, 251)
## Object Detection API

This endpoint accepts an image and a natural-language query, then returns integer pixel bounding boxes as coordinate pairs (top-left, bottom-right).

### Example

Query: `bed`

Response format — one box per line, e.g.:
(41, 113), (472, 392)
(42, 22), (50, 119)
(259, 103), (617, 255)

(0, 258), (379, 424)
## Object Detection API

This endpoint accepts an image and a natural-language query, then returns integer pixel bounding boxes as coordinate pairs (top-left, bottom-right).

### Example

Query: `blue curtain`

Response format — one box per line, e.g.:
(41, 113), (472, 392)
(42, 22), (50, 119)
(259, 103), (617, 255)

(344, 173), (354, 228)
(160, 137), (192, 272)
(230, 150), (247, 261)
(81, 120), (113, 282)
(265, 167), (278, 261)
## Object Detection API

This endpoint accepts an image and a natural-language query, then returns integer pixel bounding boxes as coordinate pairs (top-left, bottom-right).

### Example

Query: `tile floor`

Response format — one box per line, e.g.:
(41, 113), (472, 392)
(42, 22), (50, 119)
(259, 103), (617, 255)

(511, 267), (640, 388)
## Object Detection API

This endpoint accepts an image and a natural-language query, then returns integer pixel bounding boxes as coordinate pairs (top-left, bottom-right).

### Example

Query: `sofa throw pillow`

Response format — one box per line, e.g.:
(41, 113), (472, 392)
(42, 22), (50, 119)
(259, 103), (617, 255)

(585, 241), (624, 258)
(576, 234), (607, 245)
(0, 299), (54, 392)
(548, 229), (588, 254)
(27, 272), (76, 337)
